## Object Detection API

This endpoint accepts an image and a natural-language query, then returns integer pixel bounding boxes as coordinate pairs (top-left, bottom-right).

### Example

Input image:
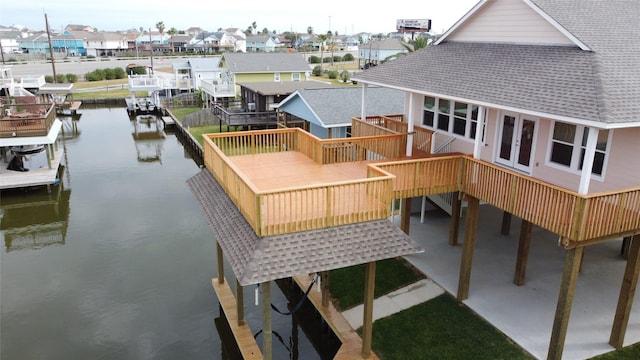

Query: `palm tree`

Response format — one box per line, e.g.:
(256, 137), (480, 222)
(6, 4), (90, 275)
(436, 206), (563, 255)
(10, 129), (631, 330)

(167, 27), (177, 53)
(401, 35), (430, 52)
(307, 26), (313, 35)
(317, 33), (328, 72)
(155, 21), (165, 52)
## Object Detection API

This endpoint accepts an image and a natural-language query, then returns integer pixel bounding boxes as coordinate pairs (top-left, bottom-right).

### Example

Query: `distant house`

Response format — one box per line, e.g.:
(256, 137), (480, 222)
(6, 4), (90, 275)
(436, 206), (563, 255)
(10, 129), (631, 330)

(246, 35), (276, 52)
(64, 24), (95, 32)
(0, 29), (24, 53)
(221, 52), (312, 94)
(169, 34), (193, 53)
(238, 80), (333, 113)
(173, 56), (224, 89)
(358, 38), (406, 68)
(69, 31), (126, 56)
(277, 86), (404, 139)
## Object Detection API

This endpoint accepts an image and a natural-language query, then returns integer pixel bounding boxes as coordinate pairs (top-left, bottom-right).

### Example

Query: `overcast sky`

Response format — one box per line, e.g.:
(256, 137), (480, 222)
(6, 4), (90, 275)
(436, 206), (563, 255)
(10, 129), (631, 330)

(1, 0), (480, 35)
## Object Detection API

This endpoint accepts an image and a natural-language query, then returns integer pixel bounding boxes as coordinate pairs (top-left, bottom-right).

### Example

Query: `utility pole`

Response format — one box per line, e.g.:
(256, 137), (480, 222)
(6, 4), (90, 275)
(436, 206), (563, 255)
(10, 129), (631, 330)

(44, 12), (57, 82)
(149, 28), (153, 77)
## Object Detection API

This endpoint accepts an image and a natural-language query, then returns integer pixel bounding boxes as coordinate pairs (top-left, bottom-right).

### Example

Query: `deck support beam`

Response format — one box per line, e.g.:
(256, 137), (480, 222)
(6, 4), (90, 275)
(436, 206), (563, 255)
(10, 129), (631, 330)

(321, 271), (331, 308)
(514, 220), (532, 286)
(610, 234), (640, 349)
(458, 196), (479, 300)
(361, 261), (376, 358)
(449, 191), (462, 246)
(217, 241), (224, 284)
(400, 198), (412, 235)
(236, 279), (245, 326)
(501, 211), (512, 236)
(548, 245), (584, 360)
(262, 281), (272, 360)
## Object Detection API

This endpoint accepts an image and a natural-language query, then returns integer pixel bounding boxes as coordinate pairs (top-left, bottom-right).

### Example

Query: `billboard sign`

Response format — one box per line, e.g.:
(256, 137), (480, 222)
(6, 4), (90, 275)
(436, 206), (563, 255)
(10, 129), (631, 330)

(396, 19), (432, 32)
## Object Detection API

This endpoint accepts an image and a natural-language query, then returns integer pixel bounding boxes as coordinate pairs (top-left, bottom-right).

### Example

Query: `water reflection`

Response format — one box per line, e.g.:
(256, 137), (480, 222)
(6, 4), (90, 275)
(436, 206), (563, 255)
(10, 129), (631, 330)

(131, 115), (166, 164)
(1, 165), (71, 252)
(1, 106), (335, 360)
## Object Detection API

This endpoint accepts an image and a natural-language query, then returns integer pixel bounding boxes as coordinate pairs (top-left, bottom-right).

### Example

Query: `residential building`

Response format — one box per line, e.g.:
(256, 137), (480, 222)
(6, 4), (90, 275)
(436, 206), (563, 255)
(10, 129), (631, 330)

(245, 35), (276, 52)
(358, 38), (406, 69)
(220, 52), (312, 94)
(352, 0), (640, 359)
(277, 86), (404, 139)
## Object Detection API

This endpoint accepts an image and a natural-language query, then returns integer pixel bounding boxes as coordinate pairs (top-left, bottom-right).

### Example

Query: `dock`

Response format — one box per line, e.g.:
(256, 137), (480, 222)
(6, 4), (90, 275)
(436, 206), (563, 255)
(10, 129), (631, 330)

(0, 148), (63, 189)
(294, 275), (380, 360)
(161, 116), (175, 127)
(212, 277), (262, 360)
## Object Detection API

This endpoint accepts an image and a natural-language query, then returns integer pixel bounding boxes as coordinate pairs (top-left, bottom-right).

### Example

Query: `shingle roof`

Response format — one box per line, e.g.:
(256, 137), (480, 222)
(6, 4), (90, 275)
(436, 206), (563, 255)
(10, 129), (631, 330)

(223, 52), (311, 73)
(280, 87), (405, 127)
(187, 169), (424, 286)
(353, 0), (640, 125)
(237, 81), (334, 95)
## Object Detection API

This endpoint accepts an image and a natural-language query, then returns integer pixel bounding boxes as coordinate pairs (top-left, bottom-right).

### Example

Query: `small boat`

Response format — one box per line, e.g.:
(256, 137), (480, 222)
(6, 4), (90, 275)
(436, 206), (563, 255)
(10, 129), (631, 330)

(11, 145), (45, 155)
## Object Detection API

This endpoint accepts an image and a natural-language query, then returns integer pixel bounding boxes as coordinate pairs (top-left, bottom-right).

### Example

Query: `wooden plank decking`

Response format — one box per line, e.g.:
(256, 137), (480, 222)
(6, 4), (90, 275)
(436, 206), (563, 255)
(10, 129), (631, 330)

(212, 277), (262, 360)
(0, 148), (63, 189)
(294, 274), (380, 360)
(230, 151), (372, 191)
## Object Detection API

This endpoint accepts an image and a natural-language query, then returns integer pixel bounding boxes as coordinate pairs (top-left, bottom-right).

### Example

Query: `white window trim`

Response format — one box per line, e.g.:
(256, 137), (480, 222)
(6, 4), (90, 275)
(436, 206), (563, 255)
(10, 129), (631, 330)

(544, 122), (613, 182)
(291, 72), (300, 81)
(420, 96), (485, 144)
(274, 72), (280, 81)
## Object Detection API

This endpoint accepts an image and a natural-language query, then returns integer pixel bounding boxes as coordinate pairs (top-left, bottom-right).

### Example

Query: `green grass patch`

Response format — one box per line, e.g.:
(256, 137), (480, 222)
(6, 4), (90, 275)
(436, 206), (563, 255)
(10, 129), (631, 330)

(367, 294), (534, 359)
(330, 257), (425, 310)
(72, 78), (127, 89)
(168, 106), (201, 121)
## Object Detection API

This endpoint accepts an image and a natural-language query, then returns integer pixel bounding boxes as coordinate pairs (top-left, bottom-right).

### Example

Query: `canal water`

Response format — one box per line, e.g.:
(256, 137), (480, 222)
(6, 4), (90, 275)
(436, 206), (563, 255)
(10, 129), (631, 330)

(0, 107), (338, 360)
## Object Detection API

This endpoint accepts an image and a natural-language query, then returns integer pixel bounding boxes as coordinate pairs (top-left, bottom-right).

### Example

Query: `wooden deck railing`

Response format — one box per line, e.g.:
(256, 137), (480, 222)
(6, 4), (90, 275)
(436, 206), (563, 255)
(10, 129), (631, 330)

(203, 129), (394, 236)
(352, 115), (433, 156)
(203, 129), (639, 243)
(0, 103), (56, 138)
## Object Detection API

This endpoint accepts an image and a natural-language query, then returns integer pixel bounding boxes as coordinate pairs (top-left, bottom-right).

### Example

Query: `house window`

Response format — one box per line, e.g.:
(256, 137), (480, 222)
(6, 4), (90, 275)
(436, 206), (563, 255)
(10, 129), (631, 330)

(548, 122), (610, 176)
(422, 96), (482, 141)
(274, 72), (280, 81)
(291, 72), (300, 81)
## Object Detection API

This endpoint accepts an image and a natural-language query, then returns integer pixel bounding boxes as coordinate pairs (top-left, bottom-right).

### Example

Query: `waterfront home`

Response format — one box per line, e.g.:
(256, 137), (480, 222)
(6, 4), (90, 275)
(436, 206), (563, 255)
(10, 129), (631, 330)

(277, 86), (405, 139)
(352, 0), (640, 359)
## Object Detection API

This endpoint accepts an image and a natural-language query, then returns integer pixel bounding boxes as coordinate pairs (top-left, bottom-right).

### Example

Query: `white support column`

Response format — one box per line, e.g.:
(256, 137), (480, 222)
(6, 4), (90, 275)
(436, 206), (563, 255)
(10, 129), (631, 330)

(360, 83), (368, 122)
(405, 93), (416, 157)
(578, 127), (599, 195)
(473, 105), (486, 159)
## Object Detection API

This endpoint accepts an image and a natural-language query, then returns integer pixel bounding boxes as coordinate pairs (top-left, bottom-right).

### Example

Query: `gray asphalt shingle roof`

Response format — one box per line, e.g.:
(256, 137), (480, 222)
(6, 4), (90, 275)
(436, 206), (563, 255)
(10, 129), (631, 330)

(237, 81), (334, 95)
(281, 87), (405, 127)
(187, 169), (424, 286)
(353, 0), (640, 125)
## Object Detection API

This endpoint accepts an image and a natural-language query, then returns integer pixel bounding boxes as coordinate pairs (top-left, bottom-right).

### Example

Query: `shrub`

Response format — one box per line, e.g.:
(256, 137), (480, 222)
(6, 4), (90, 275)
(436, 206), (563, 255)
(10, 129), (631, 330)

(308, 55), (321, 64)
(66, 73), (78, 83)
(333, 55), (343, 62)
(85, 69), (106, 81)
(113, 67), (126, 79)
(343, 53), (354, 61)
(55, 74), (67, 83)
(340, 70), (350, 82)
(45, 75), (54, 83)
(324, 57), (333, 63)
(312, 65), (322, 76)
(327, 70), (339, 79)
(104, 68), (115, 80)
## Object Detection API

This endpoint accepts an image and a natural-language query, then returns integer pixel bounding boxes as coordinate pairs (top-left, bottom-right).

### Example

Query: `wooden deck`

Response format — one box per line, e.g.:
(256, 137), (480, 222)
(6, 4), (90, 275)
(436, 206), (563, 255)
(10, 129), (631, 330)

(212, 277), (262, 360)
(0, 148), (63, 189)
(230, 151), (372, 191)
(294, 275), (379, 360)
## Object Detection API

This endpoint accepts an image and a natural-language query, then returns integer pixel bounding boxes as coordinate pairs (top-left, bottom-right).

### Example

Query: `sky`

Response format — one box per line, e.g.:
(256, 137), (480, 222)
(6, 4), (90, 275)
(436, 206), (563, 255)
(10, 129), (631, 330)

(0, 0), (480, 35)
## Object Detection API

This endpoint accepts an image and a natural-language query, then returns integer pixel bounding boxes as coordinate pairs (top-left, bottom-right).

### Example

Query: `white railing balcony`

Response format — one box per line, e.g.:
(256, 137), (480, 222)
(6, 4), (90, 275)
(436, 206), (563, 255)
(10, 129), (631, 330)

(19, 75), (46, 89)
